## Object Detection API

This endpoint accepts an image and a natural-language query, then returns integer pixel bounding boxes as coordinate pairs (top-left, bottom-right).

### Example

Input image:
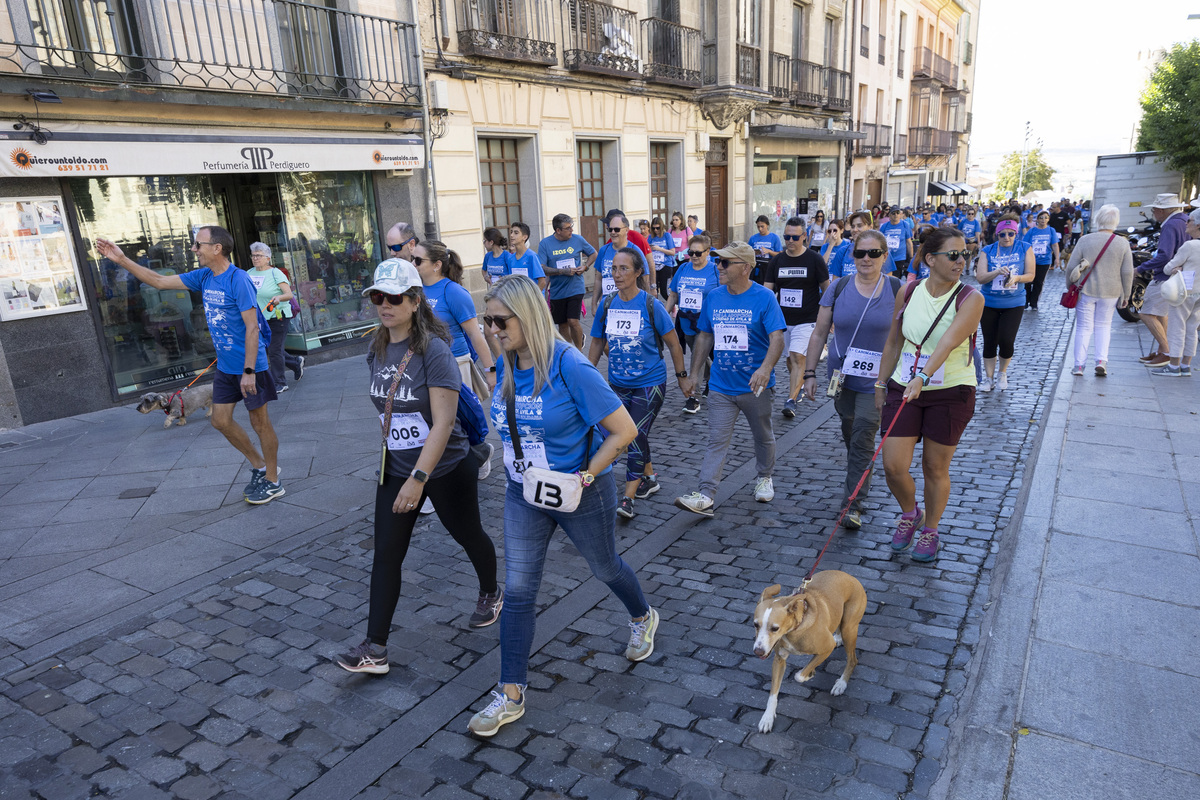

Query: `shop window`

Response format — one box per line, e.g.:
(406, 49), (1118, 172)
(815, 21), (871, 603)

(751, 155), (838, 234)
(478, 138), (523, 230)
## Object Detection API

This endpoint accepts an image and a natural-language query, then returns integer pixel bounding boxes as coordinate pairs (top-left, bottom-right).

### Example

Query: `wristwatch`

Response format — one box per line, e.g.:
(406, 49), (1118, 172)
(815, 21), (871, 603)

(916, 371), (932, 386)
(487, 365), (497, 373)
(411, 468), (429, 483)
(577, 470), (595, 487)
(676, 370), (688, 378)
(243, 367), (255, 375)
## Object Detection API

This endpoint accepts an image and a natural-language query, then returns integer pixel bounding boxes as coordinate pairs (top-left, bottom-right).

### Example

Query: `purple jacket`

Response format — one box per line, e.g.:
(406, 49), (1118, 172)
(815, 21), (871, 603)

(1143, 212), (1188, 280)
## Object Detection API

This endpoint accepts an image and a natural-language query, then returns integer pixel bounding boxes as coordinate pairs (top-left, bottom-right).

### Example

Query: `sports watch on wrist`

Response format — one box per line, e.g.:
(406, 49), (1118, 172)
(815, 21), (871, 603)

(676, 370), (688, 378)
(243, 367), (255, 375)
(411, 468), (429, 483)
(577, 470), (595, 487)
(916, 371), (932, 386)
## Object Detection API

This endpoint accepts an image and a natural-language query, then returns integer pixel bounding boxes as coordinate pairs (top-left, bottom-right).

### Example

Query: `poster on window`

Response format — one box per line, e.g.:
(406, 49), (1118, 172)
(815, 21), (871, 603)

(0, 196), (88, 321)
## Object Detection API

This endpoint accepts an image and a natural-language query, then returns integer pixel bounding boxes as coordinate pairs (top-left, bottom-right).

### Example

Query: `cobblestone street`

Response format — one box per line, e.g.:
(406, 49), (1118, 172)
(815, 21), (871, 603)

(1, 274), (1076, 800)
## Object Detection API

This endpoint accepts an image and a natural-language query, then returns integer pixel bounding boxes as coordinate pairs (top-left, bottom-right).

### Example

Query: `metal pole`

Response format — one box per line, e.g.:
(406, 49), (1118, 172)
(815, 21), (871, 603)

(412, 0), (439, 240)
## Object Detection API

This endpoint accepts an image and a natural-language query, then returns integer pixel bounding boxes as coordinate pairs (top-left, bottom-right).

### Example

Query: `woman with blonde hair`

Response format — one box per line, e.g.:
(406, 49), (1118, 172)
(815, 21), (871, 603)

(468, 275), (656, 737)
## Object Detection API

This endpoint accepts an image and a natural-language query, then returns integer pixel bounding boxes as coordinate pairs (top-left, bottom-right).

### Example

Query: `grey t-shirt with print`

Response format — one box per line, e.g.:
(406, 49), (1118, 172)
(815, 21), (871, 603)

(368, 336), (468, 480)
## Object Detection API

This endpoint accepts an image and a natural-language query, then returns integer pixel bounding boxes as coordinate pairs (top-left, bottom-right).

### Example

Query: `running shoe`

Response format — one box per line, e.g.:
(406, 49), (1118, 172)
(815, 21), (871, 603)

(1150, 365), (1184, 377)
(1183, 366), (1194, 377)
(1094, 363), (1107, 377)
(469, 588), (504, 628)
(420, 497), (434, 515)
(997, 372), (1009, 391)
(476, 442), (494, 481)
(754, 477), (774, 503)
(635, 474), (660, 499)
(674, 492), (714, 517)
(891, 507), (925, 551)
(468, 687), (524, 737)
(617, 496), (636, 519)
(294, 355), (305, 382)
(334, 639), (389, 674)
(683, 397), (700, 415)
(842, 507), (862, 530)
(625, 608), (659, 662)
(1072, 365), (1084, 377)
(978, 377), (992, 393)
(243, 467), (266, 497)
(911, 527), (940, 562)
(246, 479), (285, 505)
(782, 398), (797, 418)
(278, 384), (290, 393)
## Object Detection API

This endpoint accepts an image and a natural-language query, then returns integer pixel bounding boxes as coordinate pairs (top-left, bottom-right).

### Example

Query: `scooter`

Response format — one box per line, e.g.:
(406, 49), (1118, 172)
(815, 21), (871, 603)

(1117, 220), (1162, 324)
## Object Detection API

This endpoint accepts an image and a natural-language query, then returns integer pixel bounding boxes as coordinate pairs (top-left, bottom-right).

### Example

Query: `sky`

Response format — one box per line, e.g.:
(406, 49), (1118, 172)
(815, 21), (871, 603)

(969, 0), (1197, 197)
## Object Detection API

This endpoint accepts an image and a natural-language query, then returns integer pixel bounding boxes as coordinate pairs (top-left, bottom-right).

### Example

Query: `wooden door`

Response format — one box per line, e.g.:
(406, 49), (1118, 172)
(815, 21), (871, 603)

(577, 141), (605, 250)
(705, 165), (727, 248)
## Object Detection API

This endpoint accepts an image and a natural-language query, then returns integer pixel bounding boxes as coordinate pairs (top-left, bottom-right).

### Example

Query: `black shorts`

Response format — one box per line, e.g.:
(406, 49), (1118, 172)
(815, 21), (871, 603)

(550, 295), (584, 324)
(881, 380), (975, 446)
(213, 369), (277, 411)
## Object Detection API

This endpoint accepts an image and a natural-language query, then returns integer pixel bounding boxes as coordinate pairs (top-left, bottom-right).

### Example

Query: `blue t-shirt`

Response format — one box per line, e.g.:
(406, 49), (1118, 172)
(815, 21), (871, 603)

(595, 243), (648, 297)
(880, 221), (912, 264)
(491, 343), (622, 482)
(825, 241), (854, 277)
(669, 259), (721, 336)
(908, 260), (930, 280)
(506, 249), (545, 281)
(482, 250), (515, 281)
(590, 290), (674, 389)
(424, 278), (477, 358)
(179, 265), (268, 375)
(647, 234), (676, 272)
(979, 240), (1032, 309)
(748, 232), (783, 282)
(1022, 226), (1060, 265)
(698, 283), (787, 396)
(958, 219), (982, 241)
(537, 234), (595, 300)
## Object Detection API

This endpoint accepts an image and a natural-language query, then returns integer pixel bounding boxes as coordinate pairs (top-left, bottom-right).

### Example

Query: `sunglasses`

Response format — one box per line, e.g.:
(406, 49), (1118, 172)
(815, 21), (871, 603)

(388, 236), (418, 252)
(929, 250), (967, 261)
(853, 248), (886, 259)
(483, 313), (516, 330)
(607, 227), (626, 234)
(368, 290), (409, 306)
(688, 250), (708, 257)
(997, 232), (1017, 238)
(411, 255), (427, 266)
(718, 258), (748, 268)
(827, 228), (839, 234)
(783, 234), (803, 241)
(652, 226), (663, 231)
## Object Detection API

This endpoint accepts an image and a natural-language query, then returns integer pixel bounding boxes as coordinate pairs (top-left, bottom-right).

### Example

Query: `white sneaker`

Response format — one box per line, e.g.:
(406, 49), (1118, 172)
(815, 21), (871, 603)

(754, 477), (774, 503)
(674, 492), (714, 517)
(420, 497), (435, 515)
(997, 372), (1009, 391)
(978, 377), (992, 393)
(477, 442), (494, 481)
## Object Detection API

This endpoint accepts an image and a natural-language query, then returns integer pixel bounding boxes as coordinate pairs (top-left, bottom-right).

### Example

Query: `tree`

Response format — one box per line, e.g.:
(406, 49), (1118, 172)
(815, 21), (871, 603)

(991, 148), (1055, 200)
(1138, 41), (1200, 199)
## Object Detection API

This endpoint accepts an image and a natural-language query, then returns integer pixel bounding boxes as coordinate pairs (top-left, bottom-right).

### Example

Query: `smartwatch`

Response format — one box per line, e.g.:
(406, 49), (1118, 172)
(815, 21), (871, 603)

(411, 468), (429, 483)
(243, 367), (255, 375)
(916, 371), (932, 386)
(676, 370), (688, 378)
(577, 470), (595, 487)
(487, 365), (497, 373)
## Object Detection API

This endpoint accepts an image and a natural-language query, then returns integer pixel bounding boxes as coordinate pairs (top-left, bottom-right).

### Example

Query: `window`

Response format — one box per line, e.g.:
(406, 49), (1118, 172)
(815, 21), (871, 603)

(28, 0), (142, 75)
(577, 141), (606, 246)
(650, 144), (669, 218)
(792, 3), (806, 61)
(478, 138), (522, 230)
(738, 0), (761, 46)
(824, 17), (838, 68)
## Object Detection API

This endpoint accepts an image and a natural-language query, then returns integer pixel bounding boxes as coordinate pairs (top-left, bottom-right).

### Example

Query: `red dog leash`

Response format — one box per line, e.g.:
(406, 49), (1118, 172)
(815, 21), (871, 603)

(163, 359), (216, 419)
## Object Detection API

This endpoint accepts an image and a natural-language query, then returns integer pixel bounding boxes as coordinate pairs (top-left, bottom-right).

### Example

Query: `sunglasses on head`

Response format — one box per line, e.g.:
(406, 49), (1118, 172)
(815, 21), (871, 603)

(387, 235), (418, 253)
(853, 248), (886, 259)
(930, 250), (968, 262)
(688, 250), (708, 257)
(368, 290), (409, 306)
(483, 313), (516, 330)
(783, 234), (803, 241)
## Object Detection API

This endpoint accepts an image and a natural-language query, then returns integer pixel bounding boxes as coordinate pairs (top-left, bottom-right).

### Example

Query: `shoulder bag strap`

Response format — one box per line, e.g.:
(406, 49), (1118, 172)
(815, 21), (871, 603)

(1078, 233), (1117, 289)
(505, 392), (524, 461)
(380, 349), (415, 445)
(646, 292), (663, 356)
(915, 284), (965, 351)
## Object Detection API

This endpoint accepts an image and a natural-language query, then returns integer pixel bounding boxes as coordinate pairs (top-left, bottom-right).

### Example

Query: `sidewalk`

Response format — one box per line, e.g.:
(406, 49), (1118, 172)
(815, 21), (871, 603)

(933, 315), (1200, 799)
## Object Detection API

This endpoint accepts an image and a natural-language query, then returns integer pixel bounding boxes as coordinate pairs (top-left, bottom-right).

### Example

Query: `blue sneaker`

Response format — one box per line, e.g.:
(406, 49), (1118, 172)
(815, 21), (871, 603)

(246, 479), (285, 505)
(243, 467), (265, 497)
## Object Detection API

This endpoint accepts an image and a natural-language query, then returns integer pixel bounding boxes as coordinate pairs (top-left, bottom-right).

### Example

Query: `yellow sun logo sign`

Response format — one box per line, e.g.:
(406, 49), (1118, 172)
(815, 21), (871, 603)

(9, 148), (33, 170)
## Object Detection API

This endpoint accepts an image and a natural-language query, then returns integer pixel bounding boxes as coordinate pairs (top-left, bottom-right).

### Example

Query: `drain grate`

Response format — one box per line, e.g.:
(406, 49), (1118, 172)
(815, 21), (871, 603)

(119, 487), (156, 499)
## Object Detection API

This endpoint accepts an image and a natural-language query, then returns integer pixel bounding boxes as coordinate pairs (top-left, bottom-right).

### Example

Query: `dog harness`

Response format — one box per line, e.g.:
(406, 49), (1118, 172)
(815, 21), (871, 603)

(164, 390), (184, 418)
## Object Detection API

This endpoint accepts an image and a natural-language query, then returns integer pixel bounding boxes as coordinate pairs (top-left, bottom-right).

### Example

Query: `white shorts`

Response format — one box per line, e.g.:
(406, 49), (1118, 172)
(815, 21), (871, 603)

(786, 323), (816, 355)
(1142, 280), (1170, 318)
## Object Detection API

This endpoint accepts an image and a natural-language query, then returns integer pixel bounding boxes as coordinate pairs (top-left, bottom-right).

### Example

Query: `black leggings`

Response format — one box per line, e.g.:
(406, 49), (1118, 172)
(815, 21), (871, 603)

(656, 264), (674, 300)
(1025, 263), (1051, 308)
(980, 305), (1024, 359)
(368, 455), (498, 645)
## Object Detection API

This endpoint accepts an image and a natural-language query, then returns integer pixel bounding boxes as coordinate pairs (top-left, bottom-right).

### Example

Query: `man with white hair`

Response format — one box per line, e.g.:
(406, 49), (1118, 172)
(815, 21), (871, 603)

(1138, 194), (1188, 367)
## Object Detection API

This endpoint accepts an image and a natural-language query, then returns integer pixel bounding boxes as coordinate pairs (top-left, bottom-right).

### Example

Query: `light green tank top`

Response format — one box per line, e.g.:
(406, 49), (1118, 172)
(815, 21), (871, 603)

(889, 281), (976, 389)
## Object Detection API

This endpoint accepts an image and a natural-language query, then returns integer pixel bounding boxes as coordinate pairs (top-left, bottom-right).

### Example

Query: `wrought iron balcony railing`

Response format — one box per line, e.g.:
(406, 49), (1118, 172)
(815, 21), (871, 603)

(736, 43), (760, 87)
(897, 48), (905, 78)
(4, 0), (420, 105)
(768, 52), (791, 100)
(912, 46), (957, 87)
(877, 34), (885, 65)
(860, 24), (869, 57)
(907, 126), (957, 156)
(561, 0), (639, 78)
(457, 0), (556, 65)
(769, 55), (830, 108)
(825, 67), (851, 111)
(701, 41), (716, 85)
(894, 133), (907, 164)
(640, 17), (700, 88)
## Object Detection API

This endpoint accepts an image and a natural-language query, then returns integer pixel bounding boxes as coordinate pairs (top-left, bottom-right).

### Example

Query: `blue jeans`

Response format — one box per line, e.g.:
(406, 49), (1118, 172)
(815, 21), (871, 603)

(500, 472), (650, 685)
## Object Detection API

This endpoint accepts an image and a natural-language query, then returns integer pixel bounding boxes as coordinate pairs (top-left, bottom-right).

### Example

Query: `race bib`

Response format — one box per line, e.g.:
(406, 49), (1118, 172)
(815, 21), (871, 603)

(680, 289), (703, 311)
(556, 258), (576, 272)
(842, 347), (882, 379)
(606, 308), (642, 338)
(779, 289), (803, 308)
(886, 233), (901, 252)
(653, 251), (666, 265)
(503, 439), (549, 483)
(1033, 241), (1048, 256)
(380, 412), (430, 451)
(249, 275), (266, 289)
(601, 276), (617, 296)
(714, 323), (749, 351)
(991, 271), (1016, 292)
(512, 267), (529, 278)
(1184, 270), (1196, 291)
(900, 352), (945, 386)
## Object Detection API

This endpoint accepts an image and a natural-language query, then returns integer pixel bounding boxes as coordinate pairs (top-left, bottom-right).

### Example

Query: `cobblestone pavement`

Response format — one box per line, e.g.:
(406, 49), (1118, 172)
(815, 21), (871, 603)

(0, 274), (1075, 799)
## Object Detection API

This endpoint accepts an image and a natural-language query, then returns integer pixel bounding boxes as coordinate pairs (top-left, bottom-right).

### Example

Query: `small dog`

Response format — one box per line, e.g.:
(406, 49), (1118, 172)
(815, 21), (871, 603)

(752, 571), (868, 733)
(136, 383), (214, 428)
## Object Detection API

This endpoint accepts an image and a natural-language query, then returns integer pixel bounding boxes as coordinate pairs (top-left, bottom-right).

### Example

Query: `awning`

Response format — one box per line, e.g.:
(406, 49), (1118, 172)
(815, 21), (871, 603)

(955, 183), (978, 194)
(927, 180), (955, 195)
(0, 122), (424, 178)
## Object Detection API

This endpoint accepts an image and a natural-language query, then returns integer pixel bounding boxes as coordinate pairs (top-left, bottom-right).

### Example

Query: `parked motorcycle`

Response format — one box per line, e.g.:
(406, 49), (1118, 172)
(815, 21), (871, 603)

(1118, 222), (1162, 324)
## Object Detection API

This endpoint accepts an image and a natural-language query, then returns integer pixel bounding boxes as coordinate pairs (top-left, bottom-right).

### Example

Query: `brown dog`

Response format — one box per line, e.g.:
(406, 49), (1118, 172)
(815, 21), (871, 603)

(751, 570), (868, 733)
(136, 384), (214, 428)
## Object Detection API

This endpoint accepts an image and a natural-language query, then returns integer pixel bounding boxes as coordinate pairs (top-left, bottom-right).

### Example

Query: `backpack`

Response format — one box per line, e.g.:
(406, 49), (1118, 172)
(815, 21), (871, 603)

(600, 290), (663, 357)
(456, 381), (489, 446)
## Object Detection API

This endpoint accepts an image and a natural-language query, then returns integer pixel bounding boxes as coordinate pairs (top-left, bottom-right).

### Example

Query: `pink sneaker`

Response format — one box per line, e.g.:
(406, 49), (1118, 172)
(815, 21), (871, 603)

(911, 527), (940, 562)
(891, 507), (925, 551)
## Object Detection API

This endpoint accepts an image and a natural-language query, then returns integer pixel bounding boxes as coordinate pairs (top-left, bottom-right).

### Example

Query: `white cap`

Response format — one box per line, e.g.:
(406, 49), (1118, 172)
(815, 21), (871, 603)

(362, 259), (421, 296)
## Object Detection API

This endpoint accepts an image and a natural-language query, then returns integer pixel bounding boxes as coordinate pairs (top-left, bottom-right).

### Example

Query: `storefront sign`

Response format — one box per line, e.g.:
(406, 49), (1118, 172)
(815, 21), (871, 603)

(0, 196), (88, 321)
(1, 124), (424, 178)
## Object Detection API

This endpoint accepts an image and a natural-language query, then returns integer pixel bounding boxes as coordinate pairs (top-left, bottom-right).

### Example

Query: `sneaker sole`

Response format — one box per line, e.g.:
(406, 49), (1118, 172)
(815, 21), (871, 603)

(635, 484), (660, 500)
(782, 409), (795, 419)
(890, 509), (925, 551)
(674, 498), (714, 517)
(911, 543), (940, 562)
(683, 407), (699, 415)
(334, 659), (389, 675)
(246, 487), (286, 505)
(244, 467), (281, 497)
(755, 494), (774, 503)
(469, 705), (524, 737)
(616, 507), (635, 519)
(627, 609), (659, 662)
(470, 601), (503, 628)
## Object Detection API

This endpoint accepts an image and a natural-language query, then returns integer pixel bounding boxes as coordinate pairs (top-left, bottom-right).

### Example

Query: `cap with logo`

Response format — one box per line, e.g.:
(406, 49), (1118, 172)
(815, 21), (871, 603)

(362, 258), (421, 296)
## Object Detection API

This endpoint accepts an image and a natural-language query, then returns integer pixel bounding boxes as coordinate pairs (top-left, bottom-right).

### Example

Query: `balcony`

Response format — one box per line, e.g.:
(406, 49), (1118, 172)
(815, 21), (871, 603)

(912, 46), (958, 88)
(736, 43), (760, 86)
(907, 127), (957, 156)
(561, 0), (639, 78)
(825, 67), (851, 111)
(457, 0), (556, 65)
(768, 55), (836, 108)
(894, 133), (907, 165)
(768, 53), (792, 101)
(640, 18), (700, 88)
(856, 122), (892, 157)
(702, 41), (716, 85)
(877, 34), (885, 65)
(3, 0), (420, 105)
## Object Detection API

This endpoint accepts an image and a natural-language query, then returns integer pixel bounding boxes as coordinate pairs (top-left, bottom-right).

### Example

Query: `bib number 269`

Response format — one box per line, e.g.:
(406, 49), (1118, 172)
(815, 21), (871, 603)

(532, 480), (563, 508)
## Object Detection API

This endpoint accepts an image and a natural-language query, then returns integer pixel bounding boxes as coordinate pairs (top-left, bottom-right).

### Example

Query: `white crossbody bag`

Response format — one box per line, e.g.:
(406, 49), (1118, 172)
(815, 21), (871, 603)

(506, 393), (592, 513)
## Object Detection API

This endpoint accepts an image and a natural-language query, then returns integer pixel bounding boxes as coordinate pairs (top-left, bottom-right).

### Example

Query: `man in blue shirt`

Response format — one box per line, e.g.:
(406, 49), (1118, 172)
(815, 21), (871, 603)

(748, 215), (782, 285)
(96, 226), (284, 504)
(592, 215), (648, 311)
(674, 241), (786, 518)
(958, 207), (983, 258)
(688, 214), (704, 236)
(537, 213), (596, 349)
